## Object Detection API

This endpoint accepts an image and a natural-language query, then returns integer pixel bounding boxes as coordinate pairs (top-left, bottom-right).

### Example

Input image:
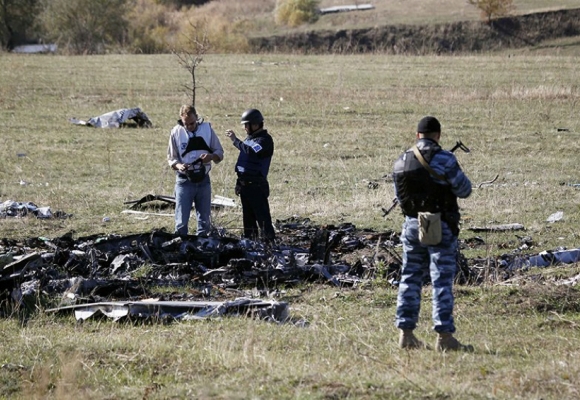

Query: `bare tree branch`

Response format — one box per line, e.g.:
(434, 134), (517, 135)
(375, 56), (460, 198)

(171, 20), (211, 106)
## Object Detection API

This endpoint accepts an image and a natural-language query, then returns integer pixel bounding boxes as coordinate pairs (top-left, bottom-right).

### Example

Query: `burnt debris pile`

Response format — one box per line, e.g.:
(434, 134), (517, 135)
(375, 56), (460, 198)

(1, 216), (579, 317)
(0, 218), (402, 311)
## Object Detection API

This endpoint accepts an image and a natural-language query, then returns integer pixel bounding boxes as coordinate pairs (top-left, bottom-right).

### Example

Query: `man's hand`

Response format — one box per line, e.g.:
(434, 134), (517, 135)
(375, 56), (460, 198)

(225, 129), (237, 142)
(200, 153), (216, 163)
(175, 163), (189, 172)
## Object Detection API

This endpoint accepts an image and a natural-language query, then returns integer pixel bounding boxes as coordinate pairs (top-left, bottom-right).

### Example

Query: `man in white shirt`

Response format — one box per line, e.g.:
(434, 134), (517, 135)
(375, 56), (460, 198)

(167, 105), (224, 236)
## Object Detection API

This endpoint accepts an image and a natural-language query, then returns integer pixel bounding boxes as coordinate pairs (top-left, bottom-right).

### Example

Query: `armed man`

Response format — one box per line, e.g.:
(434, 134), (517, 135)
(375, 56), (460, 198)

(392, 116), (473, 352)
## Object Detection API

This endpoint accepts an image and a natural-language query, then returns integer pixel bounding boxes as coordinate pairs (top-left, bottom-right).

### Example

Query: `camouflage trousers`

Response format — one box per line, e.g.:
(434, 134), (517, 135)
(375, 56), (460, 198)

(395, 217), (458, 333)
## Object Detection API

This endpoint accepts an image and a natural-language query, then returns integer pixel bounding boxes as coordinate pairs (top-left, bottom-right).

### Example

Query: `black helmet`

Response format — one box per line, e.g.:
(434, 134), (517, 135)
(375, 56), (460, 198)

(240, 109), (264, 125)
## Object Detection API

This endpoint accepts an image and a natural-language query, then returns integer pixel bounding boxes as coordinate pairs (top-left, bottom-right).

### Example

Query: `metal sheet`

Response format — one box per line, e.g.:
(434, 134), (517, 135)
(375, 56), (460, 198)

(48, 298), (289, 323)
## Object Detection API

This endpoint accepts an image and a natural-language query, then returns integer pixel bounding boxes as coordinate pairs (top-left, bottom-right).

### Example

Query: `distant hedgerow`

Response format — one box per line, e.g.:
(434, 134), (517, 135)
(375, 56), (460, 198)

(275, 0), (320, 27)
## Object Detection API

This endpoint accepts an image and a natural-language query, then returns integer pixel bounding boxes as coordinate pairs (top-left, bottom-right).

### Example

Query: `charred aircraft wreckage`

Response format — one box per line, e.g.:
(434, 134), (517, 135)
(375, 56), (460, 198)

(1, 202), (580, 323)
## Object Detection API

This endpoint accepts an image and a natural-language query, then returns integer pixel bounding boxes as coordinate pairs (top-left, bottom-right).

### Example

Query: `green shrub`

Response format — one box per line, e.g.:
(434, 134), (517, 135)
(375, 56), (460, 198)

(275, 0), (320, 27)
(38, 0), (128, 54)
(0, 0), (40, 50)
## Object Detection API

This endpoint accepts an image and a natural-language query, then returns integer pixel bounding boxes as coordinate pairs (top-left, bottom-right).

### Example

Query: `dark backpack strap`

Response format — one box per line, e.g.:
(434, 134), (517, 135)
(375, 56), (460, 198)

(412, 145), (448, 183)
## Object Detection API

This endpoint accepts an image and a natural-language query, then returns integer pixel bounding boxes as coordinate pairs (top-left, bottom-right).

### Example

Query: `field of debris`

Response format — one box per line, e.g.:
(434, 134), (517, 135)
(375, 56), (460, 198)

(1, 52), (580, 399)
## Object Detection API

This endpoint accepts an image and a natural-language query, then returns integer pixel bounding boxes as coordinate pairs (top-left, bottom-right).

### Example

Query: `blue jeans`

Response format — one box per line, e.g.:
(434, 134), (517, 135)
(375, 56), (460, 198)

(174, 174), (212, 236)
(395, 217), (458, 333)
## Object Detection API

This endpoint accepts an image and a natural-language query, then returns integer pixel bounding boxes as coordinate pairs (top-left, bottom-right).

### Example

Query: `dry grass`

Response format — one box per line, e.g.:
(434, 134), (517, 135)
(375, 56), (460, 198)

(0, 53), (579, 242)
(1, 51), (580, 398)
(2, 286), (580, 399)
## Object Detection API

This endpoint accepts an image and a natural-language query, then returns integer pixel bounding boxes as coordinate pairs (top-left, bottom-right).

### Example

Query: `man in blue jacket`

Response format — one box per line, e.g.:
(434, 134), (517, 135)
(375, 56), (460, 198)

(393, 116), (473, 352)
(226, 109), (276, 242)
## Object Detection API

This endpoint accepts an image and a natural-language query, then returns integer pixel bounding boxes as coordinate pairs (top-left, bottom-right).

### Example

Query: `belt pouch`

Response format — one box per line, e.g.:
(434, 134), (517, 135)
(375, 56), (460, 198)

(418, 212), (442, 245)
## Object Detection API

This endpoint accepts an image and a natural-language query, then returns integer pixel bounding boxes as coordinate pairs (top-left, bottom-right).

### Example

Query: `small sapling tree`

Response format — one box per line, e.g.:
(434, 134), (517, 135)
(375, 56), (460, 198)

(468, 0), (515, 25)
(172, 20), (211, 106)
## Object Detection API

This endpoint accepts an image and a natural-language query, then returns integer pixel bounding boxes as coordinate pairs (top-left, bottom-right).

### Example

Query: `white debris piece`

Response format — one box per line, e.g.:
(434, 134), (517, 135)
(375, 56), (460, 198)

(319, 4), (374, 14)
(546, 211), (564, 223)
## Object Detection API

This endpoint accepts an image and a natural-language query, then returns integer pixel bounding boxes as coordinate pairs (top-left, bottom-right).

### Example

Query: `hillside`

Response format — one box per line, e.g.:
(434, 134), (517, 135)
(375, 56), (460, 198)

(247, 0), (580, 33)
(249, 7), (580, 54)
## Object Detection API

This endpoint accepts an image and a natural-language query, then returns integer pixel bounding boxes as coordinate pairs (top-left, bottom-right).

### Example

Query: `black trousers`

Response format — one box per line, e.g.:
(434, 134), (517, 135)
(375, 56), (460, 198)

(236, 178), (275, 241)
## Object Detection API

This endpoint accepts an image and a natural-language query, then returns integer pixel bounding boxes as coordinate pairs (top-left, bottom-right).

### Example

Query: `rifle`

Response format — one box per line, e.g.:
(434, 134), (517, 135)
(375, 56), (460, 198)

(382, 140), (470, 218)
(449, 140), (470, 154)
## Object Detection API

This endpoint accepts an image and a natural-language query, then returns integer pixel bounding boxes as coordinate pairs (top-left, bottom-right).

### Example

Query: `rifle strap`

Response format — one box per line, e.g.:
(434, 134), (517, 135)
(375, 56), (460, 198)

(412, 145), (448, 183)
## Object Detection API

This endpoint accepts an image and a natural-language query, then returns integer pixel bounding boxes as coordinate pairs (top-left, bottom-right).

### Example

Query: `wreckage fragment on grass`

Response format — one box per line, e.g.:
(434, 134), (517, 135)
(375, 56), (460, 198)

(46, 298), (289, 323)
(0, 200), (71, 219)
(69, 107), (152, 128)
(468, 223), (525, 232)
(123, 194), (238, 214)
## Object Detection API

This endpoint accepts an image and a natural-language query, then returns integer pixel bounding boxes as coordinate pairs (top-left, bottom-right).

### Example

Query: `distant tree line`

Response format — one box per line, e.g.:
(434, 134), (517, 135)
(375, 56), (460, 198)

(0, 0), (326, 54)
(0, 0), (40, 49)
(0, 0), (212, 54)
(1, 0), (516, 54)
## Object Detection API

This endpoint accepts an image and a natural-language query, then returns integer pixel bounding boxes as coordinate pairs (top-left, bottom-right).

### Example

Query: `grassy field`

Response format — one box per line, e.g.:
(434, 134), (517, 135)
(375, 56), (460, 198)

(1, 51), (580, 399)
